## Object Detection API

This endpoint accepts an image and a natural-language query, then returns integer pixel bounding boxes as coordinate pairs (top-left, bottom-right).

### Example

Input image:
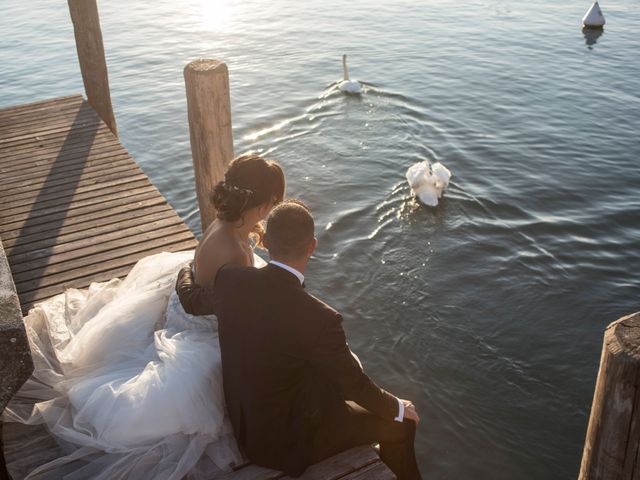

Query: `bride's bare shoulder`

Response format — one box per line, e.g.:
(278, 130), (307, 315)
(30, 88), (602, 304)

(194, 224), (249, 284)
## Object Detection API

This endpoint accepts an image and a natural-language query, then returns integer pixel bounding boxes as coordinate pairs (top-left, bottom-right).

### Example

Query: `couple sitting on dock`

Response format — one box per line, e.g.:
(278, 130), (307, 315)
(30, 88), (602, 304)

(6, 154), (422, 480)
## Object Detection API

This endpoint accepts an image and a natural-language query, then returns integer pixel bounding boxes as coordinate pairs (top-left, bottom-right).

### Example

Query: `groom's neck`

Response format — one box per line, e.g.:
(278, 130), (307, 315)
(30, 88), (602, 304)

(269, 255), (307, 275)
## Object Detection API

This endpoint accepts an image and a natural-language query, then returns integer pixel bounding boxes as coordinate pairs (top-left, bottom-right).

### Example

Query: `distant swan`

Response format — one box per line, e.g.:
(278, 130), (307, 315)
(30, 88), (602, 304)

(406, 160), (452, 206)
(338, 54), (362, 94)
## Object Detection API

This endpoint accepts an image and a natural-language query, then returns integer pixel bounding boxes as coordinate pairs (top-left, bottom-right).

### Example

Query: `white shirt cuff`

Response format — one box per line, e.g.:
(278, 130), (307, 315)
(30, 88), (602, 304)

(394, 397), (404, 422)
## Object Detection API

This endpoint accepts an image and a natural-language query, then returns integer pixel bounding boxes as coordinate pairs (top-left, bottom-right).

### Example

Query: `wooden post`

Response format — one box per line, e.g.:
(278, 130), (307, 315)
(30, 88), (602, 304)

(184, 59), (235, 231)
(68, 0), (118, 135)
(579, 312), (640, 479)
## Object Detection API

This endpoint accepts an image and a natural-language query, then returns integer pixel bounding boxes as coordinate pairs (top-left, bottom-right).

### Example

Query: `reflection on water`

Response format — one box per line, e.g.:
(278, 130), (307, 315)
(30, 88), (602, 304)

(583, 27), (604, 49)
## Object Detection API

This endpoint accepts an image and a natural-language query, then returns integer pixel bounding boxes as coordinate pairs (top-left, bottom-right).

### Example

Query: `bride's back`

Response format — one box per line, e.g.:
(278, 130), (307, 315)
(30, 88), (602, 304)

(194, 221), (252, 287)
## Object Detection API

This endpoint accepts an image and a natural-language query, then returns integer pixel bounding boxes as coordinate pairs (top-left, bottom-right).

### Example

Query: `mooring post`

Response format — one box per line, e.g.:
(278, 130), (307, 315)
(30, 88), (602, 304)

(67, 0), (118, 136)
(183, 59), (235, 232)
(579, 311), (640, 479)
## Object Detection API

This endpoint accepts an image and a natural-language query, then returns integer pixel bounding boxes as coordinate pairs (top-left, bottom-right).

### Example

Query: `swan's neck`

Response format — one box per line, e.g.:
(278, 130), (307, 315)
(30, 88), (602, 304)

(342, 56), (350, 81)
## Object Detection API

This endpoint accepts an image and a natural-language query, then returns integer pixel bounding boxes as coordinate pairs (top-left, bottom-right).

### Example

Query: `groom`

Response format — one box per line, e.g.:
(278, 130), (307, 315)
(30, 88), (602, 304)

(176, 200), (422, 480)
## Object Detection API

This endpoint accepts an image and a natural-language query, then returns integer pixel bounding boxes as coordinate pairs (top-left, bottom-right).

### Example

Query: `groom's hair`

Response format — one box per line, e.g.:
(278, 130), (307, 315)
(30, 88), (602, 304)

(264, 200), (315, 259)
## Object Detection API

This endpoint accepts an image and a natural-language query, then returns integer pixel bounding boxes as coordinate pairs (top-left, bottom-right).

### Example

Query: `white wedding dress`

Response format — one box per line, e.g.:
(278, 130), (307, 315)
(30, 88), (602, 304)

(3, 250), (262, 480)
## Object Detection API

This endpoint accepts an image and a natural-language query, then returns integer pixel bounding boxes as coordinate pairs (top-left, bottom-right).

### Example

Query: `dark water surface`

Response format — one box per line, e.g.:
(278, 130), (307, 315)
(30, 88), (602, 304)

(2, 0), (639, 477)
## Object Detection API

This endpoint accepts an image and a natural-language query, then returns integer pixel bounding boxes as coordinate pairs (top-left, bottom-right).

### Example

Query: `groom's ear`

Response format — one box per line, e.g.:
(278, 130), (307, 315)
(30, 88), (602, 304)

(308, 237), (317, 257)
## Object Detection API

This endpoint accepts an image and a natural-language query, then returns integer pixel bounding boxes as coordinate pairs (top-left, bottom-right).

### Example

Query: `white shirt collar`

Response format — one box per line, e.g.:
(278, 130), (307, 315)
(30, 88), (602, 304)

(269, 260), (305, 285)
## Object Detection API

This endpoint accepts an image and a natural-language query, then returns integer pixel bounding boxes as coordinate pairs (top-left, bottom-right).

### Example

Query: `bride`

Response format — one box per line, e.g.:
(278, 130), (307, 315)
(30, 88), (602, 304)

(3, 154), (285, 480)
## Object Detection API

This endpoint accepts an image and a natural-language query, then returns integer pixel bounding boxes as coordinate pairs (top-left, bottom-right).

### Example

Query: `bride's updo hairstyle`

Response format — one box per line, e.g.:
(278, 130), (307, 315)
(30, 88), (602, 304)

(211, 153), (285, 223)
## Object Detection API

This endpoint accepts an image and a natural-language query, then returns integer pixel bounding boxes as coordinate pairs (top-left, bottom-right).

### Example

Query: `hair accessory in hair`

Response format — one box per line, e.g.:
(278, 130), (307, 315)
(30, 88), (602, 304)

(224, 182), (255, 198)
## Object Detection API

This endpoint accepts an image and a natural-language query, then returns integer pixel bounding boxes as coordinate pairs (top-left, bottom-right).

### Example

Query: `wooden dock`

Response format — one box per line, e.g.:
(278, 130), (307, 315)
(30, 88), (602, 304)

(0, 94), (198, 314)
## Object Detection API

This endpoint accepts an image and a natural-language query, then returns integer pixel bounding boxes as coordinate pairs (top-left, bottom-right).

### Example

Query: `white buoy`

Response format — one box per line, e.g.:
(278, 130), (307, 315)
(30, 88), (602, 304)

(582, 1), (605, 28)
(338, 55), (362, 94)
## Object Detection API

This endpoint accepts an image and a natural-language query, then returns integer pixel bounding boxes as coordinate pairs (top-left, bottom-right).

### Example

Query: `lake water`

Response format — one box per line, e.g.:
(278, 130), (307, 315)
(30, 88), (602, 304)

(2, 0), (639, 478)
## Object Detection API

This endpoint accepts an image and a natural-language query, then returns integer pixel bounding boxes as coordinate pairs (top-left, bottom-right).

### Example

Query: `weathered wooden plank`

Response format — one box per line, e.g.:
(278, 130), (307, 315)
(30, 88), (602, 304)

(10, 219), (187, 273)
(0, 100), (85, 127)
(0, 185), (158, 228)
(212, 447), (385, 480)
(0, 121), (107, 146)
(0, 118), (109, 147)
(0, 105), (101, 139)
(0, 158), (137, 197)
(339, 461), (395, 480)
(19, 235), (197, 297)
(281, 446), (380, 480)
(0, 150), (130, 184)
(0, 189), (164, 236)
(1, 180), (154, 222)
(19, 264), (134, 313)
(0, 140), (122, 172)
(0, 94), (81, 112)
(1, 423), (65, 480)
(0, 147), (118, 176)
(3, 173), (148, 210)
(14, 230), (195, 291)
(0, 161), (142, 199)
(0, 121), (104, 150)
(0, 98), (91, 122)
(0, 108), (100, 138)
(3, 169), (146, 205)
(6, 209), (179, 259)
(21, 265), (135, 312)
(0, 128), (115, 159)
(19, 238), (197, 310)
(0, 194), (167, 241)
(214, 464), (283, 480)
(0, 147), (129, 178)
(1, 204), (174, 249)
(0, 95), (82, 119)
(0, 106), (97, 129)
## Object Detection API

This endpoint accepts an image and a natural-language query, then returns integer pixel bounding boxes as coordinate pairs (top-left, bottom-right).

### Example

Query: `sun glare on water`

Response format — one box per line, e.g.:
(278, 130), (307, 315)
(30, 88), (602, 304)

(199, 0), (233, 31)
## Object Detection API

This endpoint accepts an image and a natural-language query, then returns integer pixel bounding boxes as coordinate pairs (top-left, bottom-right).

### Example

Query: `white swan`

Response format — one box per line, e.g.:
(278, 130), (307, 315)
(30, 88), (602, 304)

(406, 160), (452, 207)
(338, 54), (363, 94)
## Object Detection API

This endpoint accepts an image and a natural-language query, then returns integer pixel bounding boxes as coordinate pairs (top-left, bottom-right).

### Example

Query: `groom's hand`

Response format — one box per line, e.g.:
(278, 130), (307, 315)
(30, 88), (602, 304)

(401, 399), (420, 424)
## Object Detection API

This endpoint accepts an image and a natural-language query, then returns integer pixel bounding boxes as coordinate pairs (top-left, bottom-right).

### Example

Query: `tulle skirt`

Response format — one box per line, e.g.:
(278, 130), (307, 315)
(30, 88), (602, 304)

(2, 251), (245, 480)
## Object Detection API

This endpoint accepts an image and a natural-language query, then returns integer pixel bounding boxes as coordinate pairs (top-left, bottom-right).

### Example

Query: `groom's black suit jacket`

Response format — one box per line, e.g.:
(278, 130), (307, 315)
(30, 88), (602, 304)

(177, 263), (399, 475)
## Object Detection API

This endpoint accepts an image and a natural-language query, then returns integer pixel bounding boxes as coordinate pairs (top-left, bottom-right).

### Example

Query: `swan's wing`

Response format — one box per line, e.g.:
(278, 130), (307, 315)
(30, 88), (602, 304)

(432, 162), (451, 187)
(406, 161), (429, 189)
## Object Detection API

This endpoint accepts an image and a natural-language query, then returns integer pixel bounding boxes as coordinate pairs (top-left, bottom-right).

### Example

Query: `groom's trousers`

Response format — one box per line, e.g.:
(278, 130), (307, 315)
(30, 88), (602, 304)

(311, 401), (422, 480)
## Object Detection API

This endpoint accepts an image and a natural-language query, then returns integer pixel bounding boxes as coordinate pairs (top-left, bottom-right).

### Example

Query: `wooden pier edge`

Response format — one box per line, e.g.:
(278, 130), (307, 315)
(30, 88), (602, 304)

(579, 311), (640, 480)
